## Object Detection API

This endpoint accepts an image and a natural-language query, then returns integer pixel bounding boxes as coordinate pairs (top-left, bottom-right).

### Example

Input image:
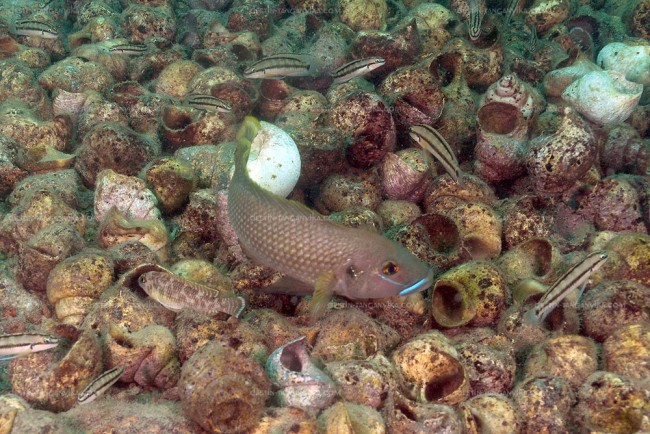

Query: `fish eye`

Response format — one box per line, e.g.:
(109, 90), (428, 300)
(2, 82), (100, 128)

(382, 261), (399, 276)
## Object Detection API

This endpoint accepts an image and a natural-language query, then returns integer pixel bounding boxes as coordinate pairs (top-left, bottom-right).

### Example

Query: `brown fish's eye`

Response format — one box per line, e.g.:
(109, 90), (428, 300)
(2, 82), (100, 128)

(382, 261), (399, 276)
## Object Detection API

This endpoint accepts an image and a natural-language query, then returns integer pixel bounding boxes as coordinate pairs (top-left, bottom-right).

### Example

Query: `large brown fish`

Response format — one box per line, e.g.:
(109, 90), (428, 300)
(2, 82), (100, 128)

(228, 116), (434, 317)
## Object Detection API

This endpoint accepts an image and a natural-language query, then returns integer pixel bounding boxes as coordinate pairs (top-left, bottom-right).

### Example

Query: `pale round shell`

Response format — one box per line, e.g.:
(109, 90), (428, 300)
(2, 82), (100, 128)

(247, 121), (301, 198)
(562, 70), (643, 125)
(597, 42), (650, 86)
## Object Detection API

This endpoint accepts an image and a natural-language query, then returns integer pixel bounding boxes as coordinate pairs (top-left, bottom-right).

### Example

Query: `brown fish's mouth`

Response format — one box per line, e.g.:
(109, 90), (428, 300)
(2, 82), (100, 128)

(397, 268), (435, 296)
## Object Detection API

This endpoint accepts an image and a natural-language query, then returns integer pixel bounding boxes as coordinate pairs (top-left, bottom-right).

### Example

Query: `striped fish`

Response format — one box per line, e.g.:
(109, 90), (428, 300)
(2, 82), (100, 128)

(0, 333), (59, 361)
(12, 19), (58, 39)
(109, 43), (148, 55)
(504, 0), (523, 28)
(138, 271), (246, 318)
(408, 124), (461, 184)
(331, 57), (385, 84)
(243, 53), (314, 79)
(523, 251), (609, 325)
(185, 94), (232, 112)
(77, 366), (124, 404)
(528, 26), (538, 54)
(468, 0), (482, 41)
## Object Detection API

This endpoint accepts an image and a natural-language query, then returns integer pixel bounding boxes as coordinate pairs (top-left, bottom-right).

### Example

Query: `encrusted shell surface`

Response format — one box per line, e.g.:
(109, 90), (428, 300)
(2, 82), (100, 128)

(391, 331), (470, 405)
(105, 323), (180, 389)
(458, 394), (522, 434)
(9, 330), (103, 412)
(602, 323), (650, 382)
(316, 401), (386, 433)
(94, 169), (161, 223)
(431, 261), (507, 328)
(562, 70), (643, 125)
(512, 376), (575, 433)
(523, 335), (598, 389)
(573, 371), (650, 433)
(46, 250), (115, 326)
(265, 336), (337, 413)
(325, 354), (396, 409)
(526, 107), (597, 195)
(179, 341), (271, 434)
(312, 309), (400, 363)
(580, 280), (650, 342)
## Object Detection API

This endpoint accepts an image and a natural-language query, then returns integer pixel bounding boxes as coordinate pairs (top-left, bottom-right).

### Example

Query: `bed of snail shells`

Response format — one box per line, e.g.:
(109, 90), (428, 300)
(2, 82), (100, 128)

(1, 0), (650, 430)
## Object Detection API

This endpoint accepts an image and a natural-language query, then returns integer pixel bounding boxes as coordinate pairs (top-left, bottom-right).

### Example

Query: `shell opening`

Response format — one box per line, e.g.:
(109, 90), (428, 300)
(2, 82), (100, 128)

(162, 107), (193, 130)
(477, 102), (521, 135)
(432, 283), (467, 325)
(280, 349), (303, 372)
(424, 359), (465, 402)
(396, 405), (417, 421)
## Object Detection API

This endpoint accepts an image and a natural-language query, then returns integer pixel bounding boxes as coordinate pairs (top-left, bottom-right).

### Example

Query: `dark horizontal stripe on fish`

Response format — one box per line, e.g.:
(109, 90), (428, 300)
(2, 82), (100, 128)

(331, 58), (384, 78)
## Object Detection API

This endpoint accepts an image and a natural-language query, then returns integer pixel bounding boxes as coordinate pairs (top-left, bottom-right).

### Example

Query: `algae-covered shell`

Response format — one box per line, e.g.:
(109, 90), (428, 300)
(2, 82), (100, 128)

(94, 169), (161, 223)
(325, 354), (396, 409)
(46, 250), (115, 326)
(312, 309), (400, 363)
(16, 223), (85, 293)
(98, 207), (169, 262)
(265, 336), (337, 413)
(526, 107), (596, 195)
(573, 371), (650, 433)
(455, 341), (516, 396)
(446, 203), (503, 260)
(174, 310), (268, 364)
(144, 157), (196, 214)
(602, 323), (650, 382)
(602, 233), (650, 285)
(9, 330), (103, 412)
(250, 407), (317, 433)
(383, 389), (463, 433)
(0, 190), (87, 254)
(496, 237), (559, 289)
(431, 261), (507, 328)
(512, 376), (575, 433)
(179, 341), (271, 434)
(317, 401), (386, 433)
(523, 335), (598, 389)
(391, 331), (469, 405)
(458, 394), (522, 434)
(105, 323), (179, 389)
(160, 104), (231, 152)
(580, 280), (650, 342)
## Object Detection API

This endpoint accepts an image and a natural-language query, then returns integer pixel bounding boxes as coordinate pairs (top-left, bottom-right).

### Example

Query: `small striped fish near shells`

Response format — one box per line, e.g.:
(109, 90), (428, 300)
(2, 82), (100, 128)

(109, 43), (148, 55)
(0, 333), (59, 361)
(77, 366), (125, 404)
(523, 251), (608, 325)
(138, 271), (245, 317)
(331, 57), (385, 84)
(243, 53), (315, 79)
(12, 19), (58, 39)
(184, 94), (232, 112)
(409, 124), (462, 183)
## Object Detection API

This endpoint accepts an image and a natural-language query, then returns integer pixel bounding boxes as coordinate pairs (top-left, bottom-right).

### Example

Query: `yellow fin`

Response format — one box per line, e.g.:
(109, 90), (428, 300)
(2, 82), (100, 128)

(309, 271), (336, 320)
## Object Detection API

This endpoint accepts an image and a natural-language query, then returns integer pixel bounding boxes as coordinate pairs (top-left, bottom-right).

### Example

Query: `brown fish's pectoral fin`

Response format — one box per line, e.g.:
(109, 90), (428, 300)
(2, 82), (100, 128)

(309, 271), (336, 320)
(260, 275), (314, 296)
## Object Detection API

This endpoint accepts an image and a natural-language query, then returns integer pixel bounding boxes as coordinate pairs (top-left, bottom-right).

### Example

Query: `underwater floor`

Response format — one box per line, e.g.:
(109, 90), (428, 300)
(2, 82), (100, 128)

(0, 0), (649, 432)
